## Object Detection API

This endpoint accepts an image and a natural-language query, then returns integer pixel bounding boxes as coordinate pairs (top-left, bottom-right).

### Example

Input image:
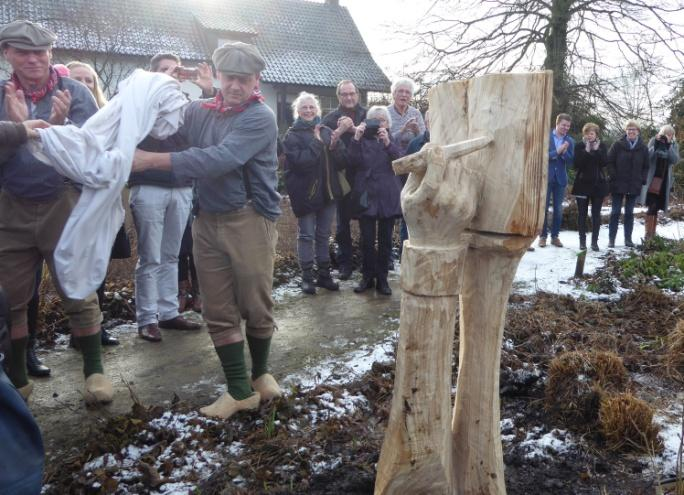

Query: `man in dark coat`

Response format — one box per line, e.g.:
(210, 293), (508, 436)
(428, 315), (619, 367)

(322, 80), (367, 280)
(606, 119), (649, 248)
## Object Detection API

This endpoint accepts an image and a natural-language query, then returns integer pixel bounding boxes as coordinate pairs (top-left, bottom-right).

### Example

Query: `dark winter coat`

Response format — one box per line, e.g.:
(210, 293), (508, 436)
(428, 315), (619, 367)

(283, 124), (349, 218)
(0, 121), (27, 165)
(607, 136), (649, 195)
(638, 136), (680, 212)
(347, 135), (403, 219)
(571, 141), (609, 197)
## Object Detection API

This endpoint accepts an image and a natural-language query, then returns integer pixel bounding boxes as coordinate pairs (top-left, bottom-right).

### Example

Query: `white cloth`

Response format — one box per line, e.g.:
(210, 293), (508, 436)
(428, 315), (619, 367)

(32, 70), (187, 299)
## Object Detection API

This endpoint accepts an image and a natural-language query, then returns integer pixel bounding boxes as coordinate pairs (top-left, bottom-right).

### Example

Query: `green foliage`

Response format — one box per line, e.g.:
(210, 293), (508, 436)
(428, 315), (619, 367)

(618, 237), (684, 291)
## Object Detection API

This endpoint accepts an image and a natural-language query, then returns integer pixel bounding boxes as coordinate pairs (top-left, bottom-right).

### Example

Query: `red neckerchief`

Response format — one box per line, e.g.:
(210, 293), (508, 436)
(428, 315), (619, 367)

(10, 66), (59, 104)
(201, 90), (264, 114)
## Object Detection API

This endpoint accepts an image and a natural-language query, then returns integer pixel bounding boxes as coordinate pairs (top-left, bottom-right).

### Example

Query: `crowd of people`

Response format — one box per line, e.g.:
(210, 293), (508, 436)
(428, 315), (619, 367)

(539, 114), (680, 251)
(0, 18), (682, 490)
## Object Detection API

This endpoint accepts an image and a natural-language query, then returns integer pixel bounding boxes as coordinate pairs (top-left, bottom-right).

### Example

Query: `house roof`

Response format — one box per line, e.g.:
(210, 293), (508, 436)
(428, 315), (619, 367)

(0, 0), (390, 92)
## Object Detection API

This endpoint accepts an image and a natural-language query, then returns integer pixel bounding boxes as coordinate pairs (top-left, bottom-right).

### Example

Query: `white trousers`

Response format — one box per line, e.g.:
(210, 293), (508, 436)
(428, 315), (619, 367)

(130, 184), (193, 326)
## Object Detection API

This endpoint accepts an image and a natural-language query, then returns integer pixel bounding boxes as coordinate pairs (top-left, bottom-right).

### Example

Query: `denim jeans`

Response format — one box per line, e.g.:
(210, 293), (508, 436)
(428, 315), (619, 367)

(359, 216), (394, 278)
(130, 185), (193, 326)
(541, 180), (566, 239)
(297, 202), (336, 270)
(609, 193), (638, 242)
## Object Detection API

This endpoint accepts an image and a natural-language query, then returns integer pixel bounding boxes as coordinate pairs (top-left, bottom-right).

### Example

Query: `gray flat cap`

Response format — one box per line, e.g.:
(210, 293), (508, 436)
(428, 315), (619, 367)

(0, 20), (56, 50)
(212, 41), (265, 75)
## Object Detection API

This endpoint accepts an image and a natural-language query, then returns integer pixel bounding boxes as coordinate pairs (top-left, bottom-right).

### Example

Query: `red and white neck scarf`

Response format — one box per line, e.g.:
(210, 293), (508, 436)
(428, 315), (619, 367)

(10, 66), (59, 104)
(201, 90), (264, 114)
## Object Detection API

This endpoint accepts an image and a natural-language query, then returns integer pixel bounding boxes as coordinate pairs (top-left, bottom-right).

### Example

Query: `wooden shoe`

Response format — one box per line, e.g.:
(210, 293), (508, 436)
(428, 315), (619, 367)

(251, 373), (282, 401)
(17, 381), (33, 401)
(199, 391), (260, 419)
(84, 373), (114, 405)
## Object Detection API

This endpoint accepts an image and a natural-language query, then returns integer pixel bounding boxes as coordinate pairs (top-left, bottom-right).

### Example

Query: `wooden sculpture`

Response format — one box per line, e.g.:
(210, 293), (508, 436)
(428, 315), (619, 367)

(375, 71), (553, 495)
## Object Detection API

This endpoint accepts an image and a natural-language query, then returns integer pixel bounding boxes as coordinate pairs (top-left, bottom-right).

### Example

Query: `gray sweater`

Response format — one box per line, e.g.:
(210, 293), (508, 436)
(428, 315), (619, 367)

(170, 100), (281, 221)
(0, 77), (97, 200)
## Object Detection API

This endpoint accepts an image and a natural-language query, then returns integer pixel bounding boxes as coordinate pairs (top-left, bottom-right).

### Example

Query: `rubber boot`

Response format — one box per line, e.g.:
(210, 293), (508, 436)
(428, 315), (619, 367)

(301, 268), (316, 295)
(316, 263), (339, 291)
(644, 214), (657, 241)
(26, 304), (50, 377)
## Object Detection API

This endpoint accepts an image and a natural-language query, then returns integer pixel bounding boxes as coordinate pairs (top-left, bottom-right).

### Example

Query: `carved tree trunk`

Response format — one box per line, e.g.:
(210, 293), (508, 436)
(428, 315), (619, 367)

(376, 71), (552, 495)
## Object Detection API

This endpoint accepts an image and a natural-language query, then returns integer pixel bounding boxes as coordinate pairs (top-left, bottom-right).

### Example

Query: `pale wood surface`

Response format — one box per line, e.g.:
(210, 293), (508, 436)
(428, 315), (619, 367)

(452, 235), (528, 495)
(429, 72), (552, 237)
(375, 71), (552, 495)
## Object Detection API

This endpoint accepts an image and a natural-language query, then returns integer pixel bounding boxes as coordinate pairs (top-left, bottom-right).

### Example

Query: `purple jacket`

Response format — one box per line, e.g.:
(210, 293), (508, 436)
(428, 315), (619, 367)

(347, 136), (403, 219)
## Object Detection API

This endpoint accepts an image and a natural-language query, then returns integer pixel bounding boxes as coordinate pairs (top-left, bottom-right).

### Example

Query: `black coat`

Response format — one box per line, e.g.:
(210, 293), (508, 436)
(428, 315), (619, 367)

(607, 136), (649, 195)
(283, 124), (349, 217)
(571, 141), (609, 197)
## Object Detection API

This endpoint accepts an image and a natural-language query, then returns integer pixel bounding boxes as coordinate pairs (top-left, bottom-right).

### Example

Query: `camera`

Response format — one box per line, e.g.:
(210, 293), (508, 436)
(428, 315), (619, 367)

(363, 118), (381, 139)
(174, 66), (199, 79)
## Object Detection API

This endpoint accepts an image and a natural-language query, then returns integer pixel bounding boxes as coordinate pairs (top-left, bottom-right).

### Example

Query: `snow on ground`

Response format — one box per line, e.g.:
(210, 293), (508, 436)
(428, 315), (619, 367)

(648, 400), (684, 477)
(516, 219), (684, 297)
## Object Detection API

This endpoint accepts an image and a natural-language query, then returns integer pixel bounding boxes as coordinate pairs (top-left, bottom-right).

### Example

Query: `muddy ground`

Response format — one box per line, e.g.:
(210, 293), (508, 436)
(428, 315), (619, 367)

(28, 250), (684, 494)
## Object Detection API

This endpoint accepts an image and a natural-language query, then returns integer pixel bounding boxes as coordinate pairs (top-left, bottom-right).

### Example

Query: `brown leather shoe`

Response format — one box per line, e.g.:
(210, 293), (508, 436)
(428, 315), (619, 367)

(158, 316), (201, 330)
(138, 323), (162, 342)
(551, 237), (563, 248)
(538, 237), (547, 248)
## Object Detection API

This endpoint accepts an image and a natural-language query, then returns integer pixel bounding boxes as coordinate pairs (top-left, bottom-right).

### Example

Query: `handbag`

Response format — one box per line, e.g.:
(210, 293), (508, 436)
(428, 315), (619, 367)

(648, 176), (663, 195)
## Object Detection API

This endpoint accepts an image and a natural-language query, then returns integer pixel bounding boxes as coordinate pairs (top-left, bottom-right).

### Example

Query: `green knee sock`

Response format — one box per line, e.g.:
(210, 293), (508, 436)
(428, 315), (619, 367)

(215, 341), (253, 400)
(9, 337), (29, 388)
(73, 332), (104, 378)
(247, 335), (271, 380)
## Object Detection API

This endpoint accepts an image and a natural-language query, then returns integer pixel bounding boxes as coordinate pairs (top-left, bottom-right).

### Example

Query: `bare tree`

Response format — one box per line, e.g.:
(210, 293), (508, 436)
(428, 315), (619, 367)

(407, 0), (684, 126)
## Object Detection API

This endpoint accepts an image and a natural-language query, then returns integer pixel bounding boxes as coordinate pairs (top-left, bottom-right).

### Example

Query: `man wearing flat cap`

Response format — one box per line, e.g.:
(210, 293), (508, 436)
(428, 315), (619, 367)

(132, 41), (282, 419)
(0, 19), (113, 405)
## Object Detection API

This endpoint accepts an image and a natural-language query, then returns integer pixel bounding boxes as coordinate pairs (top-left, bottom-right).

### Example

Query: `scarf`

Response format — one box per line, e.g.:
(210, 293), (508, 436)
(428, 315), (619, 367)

(201, 90), (264, 114)
(10, 66), (59, 104)
(293, 116), (321, 129)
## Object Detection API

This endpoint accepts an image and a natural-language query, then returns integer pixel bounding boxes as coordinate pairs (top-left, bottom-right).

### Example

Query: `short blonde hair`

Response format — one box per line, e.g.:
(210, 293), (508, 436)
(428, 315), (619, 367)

(291, 92), (321, 119)
(624, 119), (640, 131)
(582, 122), (600, 136)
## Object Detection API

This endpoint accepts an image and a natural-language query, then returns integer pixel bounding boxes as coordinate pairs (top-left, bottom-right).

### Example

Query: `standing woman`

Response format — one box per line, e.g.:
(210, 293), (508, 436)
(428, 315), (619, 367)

(348, 106), (403, 296)
(67, 61), (129, 344)
(607, 120), (649, 248)
(640, 125), (680, 240)
(571, 123), (608, 251)
(283, 92), (349, 295)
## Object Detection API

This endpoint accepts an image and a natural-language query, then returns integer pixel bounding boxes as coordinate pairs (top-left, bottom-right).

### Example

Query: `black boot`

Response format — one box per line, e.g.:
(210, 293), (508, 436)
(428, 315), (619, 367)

(579, 233), (587, 251)
(354, 276), (375, 294)
(26, 338), (50, 377)
(375, 275), (392, 296)
(301, 268), (316, 295)
(338, 265), (353, 281)
(316, 263), (339, 291)
(101, 327), (119, 346)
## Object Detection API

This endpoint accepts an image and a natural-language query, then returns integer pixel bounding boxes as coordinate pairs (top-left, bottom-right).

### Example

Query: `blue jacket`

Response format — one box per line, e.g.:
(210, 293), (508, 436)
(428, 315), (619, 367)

(548, 130), (575, 187)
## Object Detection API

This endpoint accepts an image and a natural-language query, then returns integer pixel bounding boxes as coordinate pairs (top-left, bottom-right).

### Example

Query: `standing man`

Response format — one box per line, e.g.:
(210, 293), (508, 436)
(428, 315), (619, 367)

(128, 52), (207, 342)
(539, 113), (574, 248)
(132, 42), (281, 420)
(0, 20), (112, 403)
(322, 80), (367, 280)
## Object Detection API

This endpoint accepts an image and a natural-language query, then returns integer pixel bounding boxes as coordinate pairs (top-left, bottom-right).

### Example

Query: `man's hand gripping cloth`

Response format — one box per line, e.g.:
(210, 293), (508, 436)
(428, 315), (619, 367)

(31, 70), (187, 299)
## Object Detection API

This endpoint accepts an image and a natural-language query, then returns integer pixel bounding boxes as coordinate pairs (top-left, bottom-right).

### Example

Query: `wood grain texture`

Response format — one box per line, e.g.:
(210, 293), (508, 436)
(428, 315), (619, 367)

(428, 71), (552, 237)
